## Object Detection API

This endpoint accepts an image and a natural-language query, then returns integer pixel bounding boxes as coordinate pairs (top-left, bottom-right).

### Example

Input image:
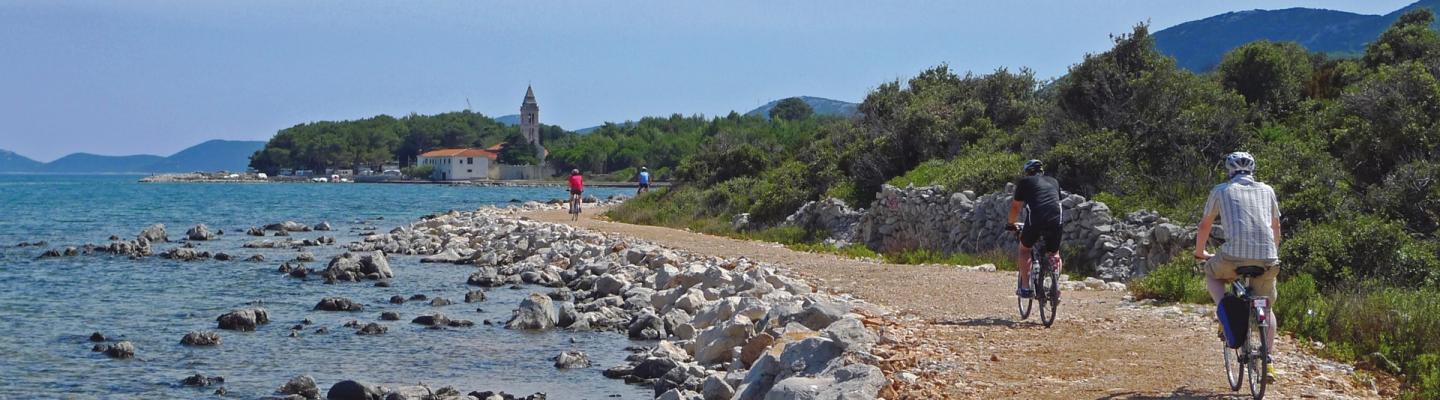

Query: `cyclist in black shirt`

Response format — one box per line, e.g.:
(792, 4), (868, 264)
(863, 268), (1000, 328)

(1007, 159), (1064, 299)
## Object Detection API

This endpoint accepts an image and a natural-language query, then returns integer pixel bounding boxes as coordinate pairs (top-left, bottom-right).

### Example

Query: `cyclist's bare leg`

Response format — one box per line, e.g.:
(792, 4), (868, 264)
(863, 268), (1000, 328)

(1265, 307), (1277, 353)
(1205, 276), (1228, 305)
(1016, 245), (1033, 291)
(1047, 251), (1063, 275)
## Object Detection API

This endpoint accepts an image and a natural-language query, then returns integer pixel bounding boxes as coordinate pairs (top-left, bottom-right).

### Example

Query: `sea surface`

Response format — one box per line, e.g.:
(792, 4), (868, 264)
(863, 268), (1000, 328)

(0, 175), (647, 399)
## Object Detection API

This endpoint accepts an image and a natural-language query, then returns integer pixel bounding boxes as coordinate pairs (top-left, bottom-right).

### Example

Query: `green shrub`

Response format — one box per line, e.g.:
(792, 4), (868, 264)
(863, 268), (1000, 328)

(747, 161), (820, 223)
(401, 164), (435, 179)
(743, 225), (810, 245)
(1130, 257), (1212, 304)
(1282, 215), (1440, 289)
(1323, 286), (1440, 398)
(1275, 273), (1330, 341)
(887, 151), (1023, 194)
(881, 248), (1016, 270)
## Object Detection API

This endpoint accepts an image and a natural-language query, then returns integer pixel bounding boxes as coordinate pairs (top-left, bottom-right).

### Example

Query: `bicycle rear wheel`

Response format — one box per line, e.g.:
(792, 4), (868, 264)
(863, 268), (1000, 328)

(1038, 263), (1058, 327)
(1246, 319), (1269, 399)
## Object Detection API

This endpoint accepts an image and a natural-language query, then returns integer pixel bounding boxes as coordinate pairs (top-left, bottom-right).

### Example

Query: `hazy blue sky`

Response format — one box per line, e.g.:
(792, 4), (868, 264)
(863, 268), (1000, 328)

(0, 0), (1415, 161)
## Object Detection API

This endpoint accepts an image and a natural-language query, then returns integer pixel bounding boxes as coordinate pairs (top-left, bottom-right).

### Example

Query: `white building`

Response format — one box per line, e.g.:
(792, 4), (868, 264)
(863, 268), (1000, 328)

(417, 148), (497, 181)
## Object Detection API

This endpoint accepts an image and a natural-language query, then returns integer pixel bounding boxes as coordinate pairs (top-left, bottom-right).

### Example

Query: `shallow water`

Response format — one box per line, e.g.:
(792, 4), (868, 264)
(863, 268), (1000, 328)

(0, 175), (649, 399)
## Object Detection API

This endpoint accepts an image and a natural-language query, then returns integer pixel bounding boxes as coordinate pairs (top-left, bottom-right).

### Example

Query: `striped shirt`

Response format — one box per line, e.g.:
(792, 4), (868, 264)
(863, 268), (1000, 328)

(1203, 174), (1281, 260)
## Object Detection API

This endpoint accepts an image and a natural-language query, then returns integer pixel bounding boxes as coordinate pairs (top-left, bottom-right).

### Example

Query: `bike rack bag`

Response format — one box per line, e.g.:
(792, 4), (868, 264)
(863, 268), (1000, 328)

(1218, 293), (1251, 349)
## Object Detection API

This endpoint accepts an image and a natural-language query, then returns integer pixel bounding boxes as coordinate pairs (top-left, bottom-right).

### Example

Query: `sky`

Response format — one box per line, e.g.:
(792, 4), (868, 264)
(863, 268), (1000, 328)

(0, 0), (1417, 161)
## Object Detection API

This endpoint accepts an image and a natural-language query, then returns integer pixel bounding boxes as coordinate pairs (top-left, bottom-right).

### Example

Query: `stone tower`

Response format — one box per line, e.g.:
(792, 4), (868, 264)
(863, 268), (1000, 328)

(520, 85), (544, 162)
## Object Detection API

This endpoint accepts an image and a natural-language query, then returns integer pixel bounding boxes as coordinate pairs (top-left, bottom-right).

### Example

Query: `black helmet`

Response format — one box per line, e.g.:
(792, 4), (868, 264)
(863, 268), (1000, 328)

(1023, 159), (1044, 174)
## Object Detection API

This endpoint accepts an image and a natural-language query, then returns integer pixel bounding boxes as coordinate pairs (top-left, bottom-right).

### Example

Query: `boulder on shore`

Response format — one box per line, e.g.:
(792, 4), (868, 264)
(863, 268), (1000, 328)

(325, 380), (381, 400)
(505, 293), (557, 330)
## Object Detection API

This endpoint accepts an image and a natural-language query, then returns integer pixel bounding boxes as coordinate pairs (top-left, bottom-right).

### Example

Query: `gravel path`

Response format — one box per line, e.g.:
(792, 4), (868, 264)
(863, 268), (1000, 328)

(527, 208), (1391, 399)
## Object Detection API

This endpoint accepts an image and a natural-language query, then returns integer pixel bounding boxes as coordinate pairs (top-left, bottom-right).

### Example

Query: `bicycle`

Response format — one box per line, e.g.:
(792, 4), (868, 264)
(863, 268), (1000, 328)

(568, 192), (582, 221)
(1008, 223), (1059, 327)
(1214, 263), (1273, 400)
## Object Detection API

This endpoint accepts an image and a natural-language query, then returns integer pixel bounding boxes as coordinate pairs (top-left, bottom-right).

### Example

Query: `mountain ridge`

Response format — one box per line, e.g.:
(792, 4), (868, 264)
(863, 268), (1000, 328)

(0, 140), (266, 173)
(1154, 0), (1440, 71)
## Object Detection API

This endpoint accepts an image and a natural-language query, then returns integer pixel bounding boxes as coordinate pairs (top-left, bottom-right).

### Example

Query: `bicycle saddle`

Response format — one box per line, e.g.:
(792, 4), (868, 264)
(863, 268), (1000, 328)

(1236, 265), (1267, 277)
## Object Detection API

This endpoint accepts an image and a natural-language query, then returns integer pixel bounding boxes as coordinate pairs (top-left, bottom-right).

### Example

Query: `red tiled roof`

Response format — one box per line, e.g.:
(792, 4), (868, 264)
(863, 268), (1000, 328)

(419, 148), (498, 160)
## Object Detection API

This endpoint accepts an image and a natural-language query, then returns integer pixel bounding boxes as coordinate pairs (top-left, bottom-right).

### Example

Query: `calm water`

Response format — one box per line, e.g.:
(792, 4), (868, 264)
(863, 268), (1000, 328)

(0, 175), (646, 399)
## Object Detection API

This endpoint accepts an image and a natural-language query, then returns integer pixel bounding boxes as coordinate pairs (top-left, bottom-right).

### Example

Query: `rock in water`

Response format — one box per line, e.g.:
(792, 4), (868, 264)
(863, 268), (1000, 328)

(411, 313), (449, 327)
(265, 221), (311, 232)
(138, 224), (168, 243)
(278, 375), (320, 399)
(313, 221), (333, 231)
(505, 293), (557, 330)
(180, 331), (222, 346)
(216, 308), (270, 331)
(379, 311), (400, 321)
(326, 380), (381, 400)
(88, 332), (106, 342)
(104, 341), (135, 359)
(355, 323), (387, 335)
(180, 373), (224, 387)
(552, 351), (592, 369)
(314, 297), (364, 312)
(185, 224), (215, 241)
(246, 227), (264, 236)
(464, 290), (487, 303)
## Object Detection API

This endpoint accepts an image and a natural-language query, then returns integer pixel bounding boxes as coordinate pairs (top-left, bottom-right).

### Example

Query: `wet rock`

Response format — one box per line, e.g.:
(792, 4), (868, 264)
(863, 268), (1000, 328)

(373, 279), (391, 287)
(217, 308), (270, 331)
(104, 341), (135, 359)
(464, 290), (487, 303)
(278, 375), (320, 399)
(246, 254), (266, 262)
(181, 331), (222, 346)
(356, 323), (387, 335)
(289, 266), (310, 279)
(213, 252), (234, 261)
(429, 297), (453, 307)
(186, 224), (215, 241)
(408, 294), (428, 301)
(411, 313), (449, 327)
(314, 297), (364, 312)
(181, 373), (224, 387)
(139, 224), (168, 243)
(323, 251), (393, 282)
(246, 227), (265, 236)
(553, 350), (592, 369)
(505, 292), (557, 330)
(88, 332), (106, 342)
(274, 230), (291, 237)
(467, 267), (504, 287)
(265, 221), (311, 232)
(627, 310), (666, 340)
(161, 247), (209, 261)
(388, 296), (405, 305)
(379, 311), (401, 321)
(313, 221), (333, 231)
(326, 380), (382, 400)
(295, 252), (316, 262)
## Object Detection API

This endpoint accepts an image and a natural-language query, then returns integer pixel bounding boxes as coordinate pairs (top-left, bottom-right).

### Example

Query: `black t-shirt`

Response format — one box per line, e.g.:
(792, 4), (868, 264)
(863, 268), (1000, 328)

(1014, 174), (1062, 228)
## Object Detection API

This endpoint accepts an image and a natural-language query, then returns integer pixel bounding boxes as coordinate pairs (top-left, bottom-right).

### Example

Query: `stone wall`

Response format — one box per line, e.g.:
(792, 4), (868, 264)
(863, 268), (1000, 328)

(788, 184), (1196, 281)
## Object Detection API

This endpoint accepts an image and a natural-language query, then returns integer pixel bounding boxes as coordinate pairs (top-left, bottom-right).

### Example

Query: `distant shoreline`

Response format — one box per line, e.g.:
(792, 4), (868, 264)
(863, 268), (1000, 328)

(135, 172), (663, 188)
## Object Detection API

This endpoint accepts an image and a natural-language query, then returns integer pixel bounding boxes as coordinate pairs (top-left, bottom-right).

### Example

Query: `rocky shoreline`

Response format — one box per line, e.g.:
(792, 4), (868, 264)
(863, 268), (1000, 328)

(27, 201), (890, 399)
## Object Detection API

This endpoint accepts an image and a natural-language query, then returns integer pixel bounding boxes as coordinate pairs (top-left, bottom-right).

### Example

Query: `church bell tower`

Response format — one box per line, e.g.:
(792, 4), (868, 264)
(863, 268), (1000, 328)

(520, 86), (544, 162)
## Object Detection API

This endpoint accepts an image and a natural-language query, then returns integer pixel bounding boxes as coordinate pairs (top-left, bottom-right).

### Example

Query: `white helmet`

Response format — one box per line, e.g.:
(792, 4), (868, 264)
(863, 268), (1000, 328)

(1224, 152), (1256, 175)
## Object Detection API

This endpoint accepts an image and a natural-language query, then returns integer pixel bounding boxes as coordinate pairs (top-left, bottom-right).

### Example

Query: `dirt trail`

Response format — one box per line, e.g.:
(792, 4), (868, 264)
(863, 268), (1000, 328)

(526, 208), (1388, 399)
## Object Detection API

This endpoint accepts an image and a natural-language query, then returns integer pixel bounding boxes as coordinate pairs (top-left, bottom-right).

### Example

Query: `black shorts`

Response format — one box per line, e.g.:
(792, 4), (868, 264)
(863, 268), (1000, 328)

(1020, 224), (1062, 253)
(570, 189), (583, 196)
(638, 183), (650, 189)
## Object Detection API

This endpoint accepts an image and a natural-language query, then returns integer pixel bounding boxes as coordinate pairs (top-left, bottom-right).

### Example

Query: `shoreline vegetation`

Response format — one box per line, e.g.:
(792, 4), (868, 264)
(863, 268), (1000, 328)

(591, 12), (1440, 398)
(137, 172), (659, 188)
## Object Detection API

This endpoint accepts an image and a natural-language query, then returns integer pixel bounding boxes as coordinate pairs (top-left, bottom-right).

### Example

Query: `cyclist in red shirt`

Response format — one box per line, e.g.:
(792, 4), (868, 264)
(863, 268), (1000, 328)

(568, 169), (584, 217)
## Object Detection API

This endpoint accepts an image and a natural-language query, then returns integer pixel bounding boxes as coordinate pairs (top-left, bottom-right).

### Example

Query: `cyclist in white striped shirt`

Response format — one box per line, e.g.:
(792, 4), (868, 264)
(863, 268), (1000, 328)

(1194, 151), (1282, 382)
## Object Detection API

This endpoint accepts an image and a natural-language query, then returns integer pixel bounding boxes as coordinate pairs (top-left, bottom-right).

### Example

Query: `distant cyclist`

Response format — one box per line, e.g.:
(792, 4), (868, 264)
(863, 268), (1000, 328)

(1194, 151), (1282, 382)
(568, 169), (585, 215)
(1006, 159), (1063, 299)
(637, 166), (651, 195)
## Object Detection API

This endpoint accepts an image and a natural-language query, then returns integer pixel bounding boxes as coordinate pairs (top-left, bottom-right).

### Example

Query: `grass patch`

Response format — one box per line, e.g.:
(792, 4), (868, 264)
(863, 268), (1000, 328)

(1280, 281), (1440, 399)
(1129, 257), (1213, 304)
(788, 242), (881, 259)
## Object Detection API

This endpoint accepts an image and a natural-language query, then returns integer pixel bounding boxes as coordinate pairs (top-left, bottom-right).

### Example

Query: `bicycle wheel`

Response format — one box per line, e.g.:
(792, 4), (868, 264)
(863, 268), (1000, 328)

(1038, 262), (1058, 328)
(1246, 319), (1269, 399)
(1223, 343), (1244, 391)
(1016, 269), (1033, 320)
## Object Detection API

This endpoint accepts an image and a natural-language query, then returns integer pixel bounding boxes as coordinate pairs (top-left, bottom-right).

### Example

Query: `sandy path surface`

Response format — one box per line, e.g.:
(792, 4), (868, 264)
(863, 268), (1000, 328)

(526, 208), (1389, 399)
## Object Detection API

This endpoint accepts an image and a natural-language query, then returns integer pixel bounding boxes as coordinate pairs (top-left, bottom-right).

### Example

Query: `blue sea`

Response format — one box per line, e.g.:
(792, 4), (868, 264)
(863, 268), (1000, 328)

(0, 175), (647, 399)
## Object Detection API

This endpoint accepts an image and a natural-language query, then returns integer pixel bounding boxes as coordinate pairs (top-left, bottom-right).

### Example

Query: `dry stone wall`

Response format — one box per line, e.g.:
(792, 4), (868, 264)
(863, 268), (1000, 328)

(788, 184), (1196, 281)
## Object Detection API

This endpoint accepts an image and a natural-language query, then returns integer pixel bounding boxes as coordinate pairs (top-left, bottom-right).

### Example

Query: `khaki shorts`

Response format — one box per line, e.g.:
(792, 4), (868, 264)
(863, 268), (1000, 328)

(1205, 254), (1280, 300)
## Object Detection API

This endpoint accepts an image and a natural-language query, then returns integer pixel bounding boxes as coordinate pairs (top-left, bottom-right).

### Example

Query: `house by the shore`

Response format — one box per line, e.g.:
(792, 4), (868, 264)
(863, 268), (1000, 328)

(417, 148), (497, 180)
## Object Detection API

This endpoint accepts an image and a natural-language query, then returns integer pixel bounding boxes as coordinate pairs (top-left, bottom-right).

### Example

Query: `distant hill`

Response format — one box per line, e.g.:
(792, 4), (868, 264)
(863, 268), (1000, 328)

(1154, 0), (1440, 71)
(142, 140), (266, 172)
(745, 96), (859, 119)
(495, 114), (521, 126)
(0, 140), (266, 173)
(0, 149), (42, 172)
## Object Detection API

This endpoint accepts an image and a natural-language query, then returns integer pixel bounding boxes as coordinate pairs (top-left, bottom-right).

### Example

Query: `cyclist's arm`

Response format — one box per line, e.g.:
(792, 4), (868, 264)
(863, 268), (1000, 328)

(1195, 191), (1221, 259)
